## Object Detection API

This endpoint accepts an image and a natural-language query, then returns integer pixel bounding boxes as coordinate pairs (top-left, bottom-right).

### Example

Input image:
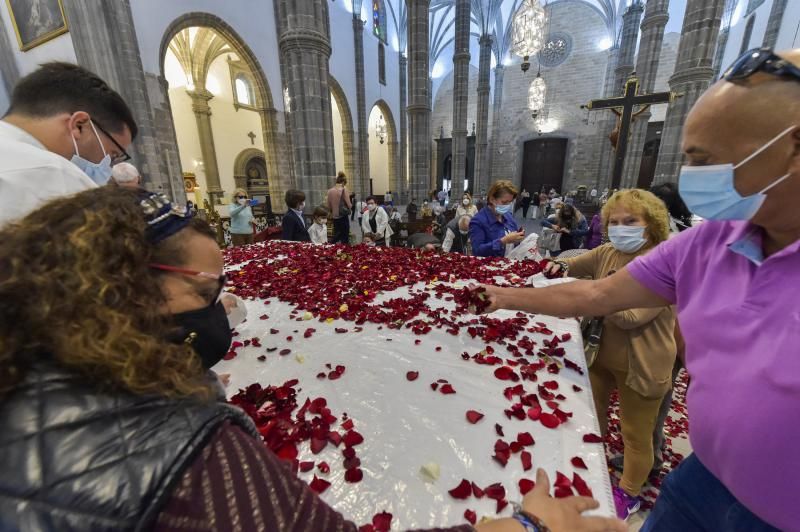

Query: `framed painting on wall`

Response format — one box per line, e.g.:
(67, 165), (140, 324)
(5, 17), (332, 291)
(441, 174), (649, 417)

(5, 0), (68, 51)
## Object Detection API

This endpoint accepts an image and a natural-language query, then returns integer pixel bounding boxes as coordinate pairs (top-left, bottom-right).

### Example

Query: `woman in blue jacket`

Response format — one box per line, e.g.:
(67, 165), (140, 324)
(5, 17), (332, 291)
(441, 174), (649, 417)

(469, 180), (526, 257)
(229, 188), (258, 246)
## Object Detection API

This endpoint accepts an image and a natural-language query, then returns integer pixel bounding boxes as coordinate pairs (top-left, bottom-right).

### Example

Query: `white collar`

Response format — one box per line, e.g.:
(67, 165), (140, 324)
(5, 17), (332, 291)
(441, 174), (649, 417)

(0, 120), (48, 150)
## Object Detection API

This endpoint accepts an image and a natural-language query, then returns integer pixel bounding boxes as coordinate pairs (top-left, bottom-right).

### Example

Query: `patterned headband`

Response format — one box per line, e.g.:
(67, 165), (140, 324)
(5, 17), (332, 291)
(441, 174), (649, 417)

(138, 191), (193, 244)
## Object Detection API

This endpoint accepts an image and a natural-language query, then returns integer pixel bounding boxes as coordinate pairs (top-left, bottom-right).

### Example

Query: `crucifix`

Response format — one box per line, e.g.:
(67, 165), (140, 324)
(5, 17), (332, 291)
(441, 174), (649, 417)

(247, 131), (256, 145)
(583, 73), (675, 190)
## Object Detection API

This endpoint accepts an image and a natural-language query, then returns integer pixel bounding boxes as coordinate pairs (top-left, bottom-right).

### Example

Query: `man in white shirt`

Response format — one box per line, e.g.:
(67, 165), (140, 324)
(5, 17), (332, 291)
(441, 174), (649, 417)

(0, 62), (137, 227)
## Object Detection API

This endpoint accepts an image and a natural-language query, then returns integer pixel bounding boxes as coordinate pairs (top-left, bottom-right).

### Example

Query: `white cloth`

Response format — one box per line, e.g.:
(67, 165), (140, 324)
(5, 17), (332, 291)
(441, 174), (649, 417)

(361, 206), (394, 243)
(308, 222), (328, 245)
(0, 121), (96, 227)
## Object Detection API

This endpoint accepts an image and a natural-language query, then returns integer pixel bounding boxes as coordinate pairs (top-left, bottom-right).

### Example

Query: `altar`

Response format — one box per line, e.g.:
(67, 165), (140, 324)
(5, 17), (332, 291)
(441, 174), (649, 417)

(216, 241), (614, 529)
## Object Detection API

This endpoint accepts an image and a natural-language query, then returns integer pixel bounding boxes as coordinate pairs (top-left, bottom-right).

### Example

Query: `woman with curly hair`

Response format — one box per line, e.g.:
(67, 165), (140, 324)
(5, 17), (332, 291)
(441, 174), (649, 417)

(543, 189), (677, 521)
(541, 202), (590, 255)
(0, 187), (623, 532)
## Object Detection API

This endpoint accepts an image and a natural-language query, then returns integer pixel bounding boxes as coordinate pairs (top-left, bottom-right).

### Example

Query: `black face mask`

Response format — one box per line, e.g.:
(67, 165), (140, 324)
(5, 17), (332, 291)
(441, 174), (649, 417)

(169, 301), (232, 369)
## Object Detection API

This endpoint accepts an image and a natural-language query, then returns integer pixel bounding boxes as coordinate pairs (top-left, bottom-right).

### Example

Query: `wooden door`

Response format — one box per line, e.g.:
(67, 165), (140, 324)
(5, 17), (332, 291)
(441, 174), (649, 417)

(521, 138), (568, 194)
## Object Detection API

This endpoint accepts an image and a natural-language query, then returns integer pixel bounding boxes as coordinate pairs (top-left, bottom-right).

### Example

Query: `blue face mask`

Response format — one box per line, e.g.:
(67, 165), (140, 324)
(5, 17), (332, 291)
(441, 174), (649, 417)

(71, 121), (113, 185)
(494, 204), (512, 215)
(679, 126), (795, 221)
(608, 225), (648, 254)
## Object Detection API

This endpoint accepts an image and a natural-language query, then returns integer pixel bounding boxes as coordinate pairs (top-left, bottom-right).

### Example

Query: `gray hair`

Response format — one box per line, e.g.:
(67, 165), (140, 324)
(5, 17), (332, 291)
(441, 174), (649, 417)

(458, 214), (472, 229)
(111, 162), (140, 184)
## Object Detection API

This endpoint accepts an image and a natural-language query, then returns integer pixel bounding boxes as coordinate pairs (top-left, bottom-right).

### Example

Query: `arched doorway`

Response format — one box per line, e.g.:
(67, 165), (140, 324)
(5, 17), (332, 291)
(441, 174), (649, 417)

(158, 14), (284, 212)
(328, 76), (356, 186)
(234, 147), (271, 214)
(367, 100), (398, 198)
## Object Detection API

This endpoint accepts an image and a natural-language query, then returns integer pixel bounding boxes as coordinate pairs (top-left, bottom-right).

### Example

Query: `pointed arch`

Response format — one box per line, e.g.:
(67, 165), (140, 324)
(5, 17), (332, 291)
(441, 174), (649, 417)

(370, 99), (400, 196)
(328, 75), (356, 186)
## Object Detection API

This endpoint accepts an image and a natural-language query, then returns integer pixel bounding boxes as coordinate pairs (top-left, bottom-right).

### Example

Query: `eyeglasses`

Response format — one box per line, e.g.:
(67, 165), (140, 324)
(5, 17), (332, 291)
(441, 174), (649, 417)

(149, 263), (228, 302)
(724, 48), (800, 83)
(92, 119), (131, 165)
(236, 195), (247, 199)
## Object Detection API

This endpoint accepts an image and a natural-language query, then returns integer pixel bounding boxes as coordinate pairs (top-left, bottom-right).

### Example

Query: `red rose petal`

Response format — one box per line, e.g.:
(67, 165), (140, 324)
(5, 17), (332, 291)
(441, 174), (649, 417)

(309, 475), (331, 494)
(520, 450), (532, 471)
(430, 382), (439, 391)
(539, 412), (561, 428)
(343, 430), (364, 448)
(496, 499), (508, 513)
(270, 328), (279, 334)
(583, 433), (603, 443)
(554, 486), (573, 498)
(223, 350), (237, 360)
(518, 478), (536, 495)
(328, 432), (342, 446)
(279, 348), (291, 356)
(572, 384), (583, 392)
(299, 461), (314, 472)
(471, 482), (484, 498)
(335, 328), (348, 333)
(439, 383), (456, 394)
(342, 447), (356, 459)
(344, 468), (363, 483)
(341, 418), (354, 431)
(554, 471), (572, 489)
(493, 366), (518, 381)
(317, 461), (330, 473)
(484, 482), (506, 501)
(448, 479), (472, 499)
(573, 473), (593, 497)
(464, 509), (477, 525)
(372, 511), (392, 532)
(406, 371), (419, 381)
(257, 355), (267, 361)
(527, 406), (542, 421)
(466, 410), (484, 424)
(517, 432), (535, 446)
(310, 438), (327, 454)
(495, 423), (505, 437)
(571, 456), (588, 470)
(343, 456), (361, 470)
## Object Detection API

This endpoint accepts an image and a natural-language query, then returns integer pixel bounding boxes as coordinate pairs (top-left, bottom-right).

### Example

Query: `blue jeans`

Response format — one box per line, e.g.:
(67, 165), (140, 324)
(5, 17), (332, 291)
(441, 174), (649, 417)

(643, 454), (779, 532)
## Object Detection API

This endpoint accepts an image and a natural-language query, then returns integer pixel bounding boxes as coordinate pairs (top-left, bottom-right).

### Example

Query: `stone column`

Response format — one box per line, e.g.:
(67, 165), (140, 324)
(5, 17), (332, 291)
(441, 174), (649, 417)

(353, 16), (370, 198)
(388, 139), (399, 197)
(258, 107), (288, 213)
(653, 0), (724, 184)
(596, 2), (643, 188)
(62, 0), (184, 198)
(275, 0), (336, 209)
(621, 0), (670, 188)
(399, 53), (408, 202)
(762, 0), (788, 49)
(488, 65), (505, 182)
(595, 45), (619, 189)
(187, 89), (223, 202)
(449, 0), (471, 200)
(473, 33), (493, 193)
(407, 0), (431, 202)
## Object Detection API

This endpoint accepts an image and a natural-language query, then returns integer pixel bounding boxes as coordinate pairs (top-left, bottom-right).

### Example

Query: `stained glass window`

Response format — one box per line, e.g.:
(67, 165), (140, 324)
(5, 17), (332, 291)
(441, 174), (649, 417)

(372, 0), (387, 44)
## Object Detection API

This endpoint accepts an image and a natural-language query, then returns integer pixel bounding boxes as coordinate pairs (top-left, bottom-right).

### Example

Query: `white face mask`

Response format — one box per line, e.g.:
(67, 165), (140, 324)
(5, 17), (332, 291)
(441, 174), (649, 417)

(368, 204), (377, 211)
(462, 199), (470, 206)
(238, 198), (248, 206)
(318, 219), (327, 225)
(608, 225), (648, 253)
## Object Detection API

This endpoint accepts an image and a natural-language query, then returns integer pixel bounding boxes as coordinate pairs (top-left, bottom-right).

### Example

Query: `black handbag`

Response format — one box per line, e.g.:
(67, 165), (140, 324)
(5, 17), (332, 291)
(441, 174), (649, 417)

(338, 189), (351, 218)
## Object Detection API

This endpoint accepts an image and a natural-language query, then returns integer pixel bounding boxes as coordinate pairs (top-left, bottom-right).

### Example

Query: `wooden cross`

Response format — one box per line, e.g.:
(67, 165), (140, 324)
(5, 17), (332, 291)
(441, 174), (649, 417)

(247, 131), (256, 145)
(583, 73), (675, 190)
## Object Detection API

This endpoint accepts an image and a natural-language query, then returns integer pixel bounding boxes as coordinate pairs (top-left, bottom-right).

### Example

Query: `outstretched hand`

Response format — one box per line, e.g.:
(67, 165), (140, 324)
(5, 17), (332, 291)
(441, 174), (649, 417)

(522, 469), (627, 532)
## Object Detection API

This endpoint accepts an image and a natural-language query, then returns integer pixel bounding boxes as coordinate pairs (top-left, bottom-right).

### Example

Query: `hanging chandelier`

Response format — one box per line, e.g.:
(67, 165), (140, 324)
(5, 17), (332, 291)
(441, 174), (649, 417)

(375, 114), (387, 144)
(528, 71), (546, 118)
(511, 0), (546, 72)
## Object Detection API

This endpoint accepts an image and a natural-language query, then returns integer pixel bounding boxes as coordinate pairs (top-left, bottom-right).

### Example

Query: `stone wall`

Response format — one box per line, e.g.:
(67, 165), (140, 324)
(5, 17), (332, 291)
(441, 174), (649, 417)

(431, 65), (485, 144)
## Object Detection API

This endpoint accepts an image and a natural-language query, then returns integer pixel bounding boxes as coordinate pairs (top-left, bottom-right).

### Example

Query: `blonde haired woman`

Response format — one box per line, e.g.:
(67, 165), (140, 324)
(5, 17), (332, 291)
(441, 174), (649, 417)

(455, 192), (478, 218)
(229, 188), (257, 246)
(546, 189), (675, 520)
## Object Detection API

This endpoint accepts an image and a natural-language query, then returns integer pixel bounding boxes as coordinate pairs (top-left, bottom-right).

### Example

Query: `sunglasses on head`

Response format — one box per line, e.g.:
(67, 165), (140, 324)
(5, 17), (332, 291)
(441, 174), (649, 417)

(724, 48), (800, 83)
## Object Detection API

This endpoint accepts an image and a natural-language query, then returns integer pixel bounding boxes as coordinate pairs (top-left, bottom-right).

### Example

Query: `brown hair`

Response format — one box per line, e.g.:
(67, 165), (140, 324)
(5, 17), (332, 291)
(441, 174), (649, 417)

(487, 180), (519, 203)
(285, 189), (306, 210)
(313, 206), (329, 220)
(0, 187), (213, 399)
(335, 171), (347, 185)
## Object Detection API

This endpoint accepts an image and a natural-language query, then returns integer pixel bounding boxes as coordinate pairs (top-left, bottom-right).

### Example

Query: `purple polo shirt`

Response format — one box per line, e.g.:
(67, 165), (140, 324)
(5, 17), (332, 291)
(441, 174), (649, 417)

(627, 220), (800, 530)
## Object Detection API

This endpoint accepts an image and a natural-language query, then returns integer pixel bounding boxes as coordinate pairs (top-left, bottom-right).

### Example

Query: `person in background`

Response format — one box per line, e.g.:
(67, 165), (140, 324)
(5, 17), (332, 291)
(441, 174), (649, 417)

(442, 214), (472, 255)
(437, 188), (448, 207)
(361, 232), (377, 246)
(650, 182), (693, 233)
(456, 192), (479, 218)
(356, 196), (367, 228)
(543, 189), (676, 520)
(420, 199), (433, 218)
(432, 205), (448, 240)
(281, 189), (309, 242)
(308, 206), (329, 245)
(538, 190), (549, 218)
(229, 188), (258, 246)
(407, 198), (419, 222)
(0, 62), (137, 227)
(541, 202), (589, 255)
(349, 191), (357, 221)
(586, 212), (604, 250)
(327, 171), (352, 245)
(470, 180), (525, 258)
(385, 190), (394, 206)
(520, 188), (532, 219)
(361, 195), (393, 246)
(111, 161), (141, 189)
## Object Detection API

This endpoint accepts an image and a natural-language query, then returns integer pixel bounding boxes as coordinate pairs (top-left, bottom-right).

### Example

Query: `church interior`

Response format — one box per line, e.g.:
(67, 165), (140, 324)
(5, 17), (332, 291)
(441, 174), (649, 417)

(0, 0), (798, 531)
